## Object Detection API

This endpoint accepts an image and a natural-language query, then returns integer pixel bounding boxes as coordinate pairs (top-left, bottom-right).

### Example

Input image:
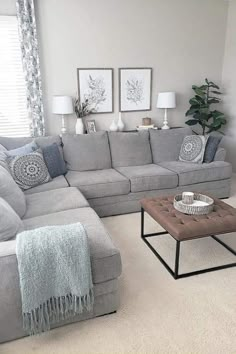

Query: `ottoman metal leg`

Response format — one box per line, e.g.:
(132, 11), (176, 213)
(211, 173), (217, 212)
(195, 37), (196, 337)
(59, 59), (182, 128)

(141, 208), (236, 279)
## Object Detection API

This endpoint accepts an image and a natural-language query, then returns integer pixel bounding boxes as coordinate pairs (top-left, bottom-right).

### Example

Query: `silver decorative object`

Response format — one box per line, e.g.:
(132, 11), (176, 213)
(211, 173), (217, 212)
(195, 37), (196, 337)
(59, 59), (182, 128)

(174, 193), (214, 215)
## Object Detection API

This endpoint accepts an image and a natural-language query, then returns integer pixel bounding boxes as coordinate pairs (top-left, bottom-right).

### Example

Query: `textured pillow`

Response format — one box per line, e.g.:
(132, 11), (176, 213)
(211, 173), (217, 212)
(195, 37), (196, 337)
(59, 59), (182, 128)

(0, 165), (26, 218)
(108, 130), (152, 167)
(7, 149), (51, 190)
(179, 135), (207, 164)
(0, 143), (8, 170)
(6, 141), (37, 157)
(203, 135), (222, 163)
(42, 143), (67, 178)
(62, 131), (111, 171)
(0, 197), (23, 242)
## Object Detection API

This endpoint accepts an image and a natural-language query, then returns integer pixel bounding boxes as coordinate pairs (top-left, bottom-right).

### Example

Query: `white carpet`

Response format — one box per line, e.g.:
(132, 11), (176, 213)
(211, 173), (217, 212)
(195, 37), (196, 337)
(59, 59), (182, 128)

(1, 178), (236, 354)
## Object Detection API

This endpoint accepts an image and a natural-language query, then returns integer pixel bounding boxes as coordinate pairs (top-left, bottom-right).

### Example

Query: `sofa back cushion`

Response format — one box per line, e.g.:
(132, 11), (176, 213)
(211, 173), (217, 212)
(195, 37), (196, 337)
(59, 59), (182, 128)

(62, 132), (112, 171)
(150, 127), (192, 163)
(0, 165), (26, 218)
(0, 135), (63, 156)
(108, 131), (152, 167)
(0, 197), (23, 242)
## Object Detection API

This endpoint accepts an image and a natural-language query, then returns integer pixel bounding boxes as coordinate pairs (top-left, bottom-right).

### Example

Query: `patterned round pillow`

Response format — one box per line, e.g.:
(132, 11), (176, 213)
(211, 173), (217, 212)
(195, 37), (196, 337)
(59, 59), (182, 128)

(179, 135), (207, 163)
(7, 149), (51, 190)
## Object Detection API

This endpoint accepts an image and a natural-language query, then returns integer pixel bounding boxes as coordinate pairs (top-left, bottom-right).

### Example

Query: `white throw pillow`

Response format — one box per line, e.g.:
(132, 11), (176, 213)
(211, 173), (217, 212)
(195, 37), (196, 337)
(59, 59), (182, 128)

(0, 197), (23, 242)
(179, 135), (208, 164)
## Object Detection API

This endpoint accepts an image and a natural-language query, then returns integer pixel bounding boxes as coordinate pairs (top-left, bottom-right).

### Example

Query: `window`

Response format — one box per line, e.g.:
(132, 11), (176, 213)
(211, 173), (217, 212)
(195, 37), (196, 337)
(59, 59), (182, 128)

(0, 16), (30, 137)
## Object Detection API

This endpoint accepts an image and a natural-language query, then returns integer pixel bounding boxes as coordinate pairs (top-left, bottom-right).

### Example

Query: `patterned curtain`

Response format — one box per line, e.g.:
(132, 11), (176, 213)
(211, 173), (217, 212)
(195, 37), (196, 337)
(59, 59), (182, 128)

(16, 0), (45, 137)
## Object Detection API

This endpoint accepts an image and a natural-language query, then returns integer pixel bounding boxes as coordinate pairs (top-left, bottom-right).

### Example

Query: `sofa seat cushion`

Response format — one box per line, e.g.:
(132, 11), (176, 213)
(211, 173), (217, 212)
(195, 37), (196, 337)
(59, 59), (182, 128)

(23, 207), (122, 283)
(108, 131), (152, 167)
(65, 169), (130, 199)
(116, 164), (178, 192)
(158, 161), (232, 186)
(24, 175), (69, 194)
(23, 187), (89, 219)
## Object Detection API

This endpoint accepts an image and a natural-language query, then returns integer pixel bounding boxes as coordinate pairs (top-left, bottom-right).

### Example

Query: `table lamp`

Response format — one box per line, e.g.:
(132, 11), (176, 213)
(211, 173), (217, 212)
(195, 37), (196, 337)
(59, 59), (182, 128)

(52, 96), (73, 134)
(156, 92), (176, 129)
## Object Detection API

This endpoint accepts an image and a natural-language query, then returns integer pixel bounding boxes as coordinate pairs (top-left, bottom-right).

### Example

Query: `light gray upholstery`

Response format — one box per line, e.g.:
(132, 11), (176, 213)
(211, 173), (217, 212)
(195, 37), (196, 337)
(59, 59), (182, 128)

(0, 198), (23, 242)
(108, 131), (152, 167)
(23, 207), (122, 283)
(24, 175), (69, 194)
(24, 187), (89, 219)
(0, 165), (26, 218)
(159, 160), (232, 186)
(214, 147), (226, 161)
(0, 236), (119, 343)
(150, 127), (192, 163)
(62, 132), (111, 171)
(88, 179), (231, 217)
(116, 164), (178, 192)
(66, 169), (130, 198)
(0, 135), (63, 155)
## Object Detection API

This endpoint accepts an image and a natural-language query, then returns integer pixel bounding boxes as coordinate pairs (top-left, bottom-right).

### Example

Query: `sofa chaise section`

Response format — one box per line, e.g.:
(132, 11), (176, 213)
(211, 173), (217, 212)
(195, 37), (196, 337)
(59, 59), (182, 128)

(0, 207), (122, 343)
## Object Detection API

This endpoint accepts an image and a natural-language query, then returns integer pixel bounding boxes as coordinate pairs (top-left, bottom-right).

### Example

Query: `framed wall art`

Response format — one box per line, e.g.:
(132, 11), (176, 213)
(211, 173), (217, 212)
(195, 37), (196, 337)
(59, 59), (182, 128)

(119, 68), (152, 112)
(77, 68), (113, 114)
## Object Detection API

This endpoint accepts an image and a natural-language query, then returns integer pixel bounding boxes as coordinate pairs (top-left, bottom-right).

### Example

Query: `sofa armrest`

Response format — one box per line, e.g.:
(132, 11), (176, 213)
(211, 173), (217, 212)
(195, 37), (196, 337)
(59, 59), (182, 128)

(214, 147), (226, 162)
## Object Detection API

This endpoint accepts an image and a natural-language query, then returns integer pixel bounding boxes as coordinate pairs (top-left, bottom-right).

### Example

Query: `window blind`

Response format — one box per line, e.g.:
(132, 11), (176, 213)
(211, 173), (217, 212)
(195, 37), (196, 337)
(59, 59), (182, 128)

(0, 16), (30, 137)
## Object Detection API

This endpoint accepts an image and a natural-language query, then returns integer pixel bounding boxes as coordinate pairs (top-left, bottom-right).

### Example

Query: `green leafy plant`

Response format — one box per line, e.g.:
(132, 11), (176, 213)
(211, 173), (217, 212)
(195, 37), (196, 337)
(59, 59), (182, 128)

(185, 78), (226, 135)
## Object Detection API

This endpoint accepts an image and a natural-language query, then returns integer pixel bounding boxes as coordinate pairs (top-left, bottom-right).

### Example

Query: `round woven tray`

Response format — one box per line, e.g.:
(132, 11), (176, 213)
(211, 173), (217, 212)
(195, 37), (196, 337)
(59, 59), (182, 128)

(174, 193), (214, 215)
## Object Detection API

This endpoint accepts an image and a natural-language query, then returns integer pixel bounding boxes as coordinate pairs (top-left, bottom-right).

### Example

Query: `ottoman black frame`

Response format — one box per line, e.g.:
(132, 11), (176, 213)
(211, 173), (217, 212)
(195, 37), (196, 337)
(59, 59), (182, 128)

(141, 207), (236, 280)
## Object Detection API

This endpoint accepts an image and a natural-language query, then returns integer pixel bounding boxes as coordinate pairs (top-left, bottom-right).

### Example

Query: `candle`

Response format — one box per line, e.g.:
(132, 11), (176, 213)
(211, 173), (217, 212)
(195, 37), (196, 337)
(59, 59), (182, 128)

(182, 192), (194, 205)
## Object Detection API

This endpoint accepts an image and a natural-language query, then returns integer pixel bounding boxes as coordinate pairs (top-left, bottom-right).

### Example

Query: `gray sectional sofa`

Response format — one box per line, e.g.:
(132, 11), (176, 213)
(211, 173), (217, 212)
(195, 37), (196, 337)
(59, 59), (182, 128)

(0, 127), (232, 343)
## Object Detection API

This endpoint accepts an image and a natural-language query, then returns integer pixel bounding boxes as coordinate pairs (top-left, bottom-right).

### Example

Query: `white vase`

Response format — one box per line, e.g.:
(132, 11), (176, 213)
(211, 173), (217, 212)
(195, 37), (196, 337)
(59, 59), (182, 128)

(75, 118), (84, 134)
(109, 119), (118, 132)
(117, 112), (125, 131)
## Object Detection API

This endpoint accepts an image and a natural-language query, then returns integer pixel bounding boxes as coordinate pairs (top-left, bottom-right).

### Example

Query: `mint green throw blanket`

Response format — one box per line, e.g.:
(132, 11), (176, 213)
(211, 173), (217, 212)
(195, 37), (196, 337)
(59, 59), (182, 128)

(16, 223), (94, 335)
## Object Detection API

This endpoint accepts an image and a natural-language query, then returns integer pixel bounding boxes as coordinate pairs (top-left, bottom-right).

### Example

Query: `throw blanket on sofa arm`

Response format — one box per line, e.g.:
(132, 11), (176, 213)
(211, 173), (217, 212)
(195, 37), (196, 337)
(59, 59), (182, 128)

(16, 223), (94, 335)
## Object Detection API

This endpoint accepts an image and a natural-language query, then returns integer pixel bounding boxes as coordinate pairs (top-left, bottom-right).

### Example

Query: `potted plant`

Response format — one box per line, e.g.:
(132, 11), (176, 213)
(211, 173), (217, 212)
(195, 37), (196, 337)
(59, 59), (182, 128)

(74, 98), (94, 134)
(185, 78), (226, 135)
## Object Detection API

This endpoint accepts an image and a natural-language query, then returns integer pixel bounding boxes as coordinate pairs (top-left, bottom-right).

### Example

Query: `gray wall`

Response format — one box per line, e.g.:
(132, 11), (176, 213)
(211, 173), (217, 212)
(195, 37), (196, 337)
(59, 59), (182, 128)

(34, 0), (229, 135)
(222, 0), (236, 170)
(0, 0), (16, 15)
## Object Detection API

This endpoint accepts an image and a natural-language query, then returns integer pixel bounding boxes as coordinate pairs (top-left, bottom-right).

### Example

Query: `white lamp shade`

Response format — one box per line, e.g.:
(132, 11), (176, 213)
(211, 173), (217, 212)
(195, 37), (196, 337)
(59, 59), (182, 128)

(156, 92), (176, 109)
(52, 96), (73, 115)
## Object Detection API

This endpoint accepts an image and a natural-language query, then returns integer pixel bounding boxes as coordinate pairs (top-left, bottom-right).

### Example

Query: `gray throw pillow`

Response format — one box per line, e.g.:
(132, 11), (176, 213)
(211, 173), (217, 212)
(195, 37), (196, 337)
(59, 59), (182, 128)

(0, 165), (26, 218)
(179, 135), (207, 164)
(203, 135), (222, 163)
(0, 197), (23, 242)
(42, 143), (67, 178)
(7, 149), (51, 190)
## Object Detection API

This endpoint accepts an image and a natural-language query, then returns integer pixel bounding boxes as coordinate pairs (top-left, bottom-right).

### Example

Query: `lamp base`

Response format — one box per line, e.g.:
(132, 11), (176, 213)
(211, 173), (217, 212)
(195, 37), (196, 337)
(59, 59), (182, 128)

(161, 123), (170, 130)
(161, 108), (170, 129)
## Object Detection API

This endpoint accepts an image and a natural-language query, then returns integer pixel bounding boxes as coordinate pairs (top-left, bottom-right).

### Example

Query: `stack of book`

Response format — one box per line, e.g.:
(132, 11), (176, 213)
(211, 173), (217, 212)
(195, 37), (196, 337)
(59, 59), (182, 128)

(136, 124), (158, 131)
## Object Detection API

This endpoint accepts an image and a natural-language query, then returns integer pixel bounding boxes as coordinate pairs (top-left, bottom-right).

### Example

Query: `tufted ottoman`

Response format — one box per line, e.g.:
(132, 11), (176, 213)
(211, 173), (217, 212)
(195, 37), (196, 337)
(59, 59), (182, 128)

(140, 195), (236, 279)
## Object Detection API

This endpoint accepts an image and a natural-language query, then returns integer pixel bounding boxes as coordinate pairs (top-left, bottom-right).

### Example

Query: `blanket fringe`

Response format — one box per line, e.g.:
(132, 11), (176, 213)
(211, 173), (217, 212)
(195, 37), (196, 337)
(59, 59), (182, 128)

(23, 289), (94, 335)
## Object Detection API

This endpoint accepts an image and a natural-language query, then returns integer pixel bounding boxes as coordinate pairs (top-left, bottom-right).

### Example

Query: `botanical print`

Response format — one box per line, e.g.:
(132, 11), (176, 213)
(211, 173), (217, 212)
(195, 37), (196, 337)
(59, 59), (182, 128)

(86, 75), (106, 110)
(119, 68), (152, 112)
(126, 78), (144, 105)
(77, 69), (113, 114)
